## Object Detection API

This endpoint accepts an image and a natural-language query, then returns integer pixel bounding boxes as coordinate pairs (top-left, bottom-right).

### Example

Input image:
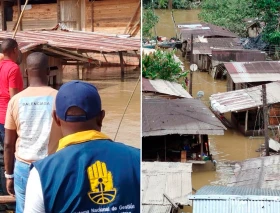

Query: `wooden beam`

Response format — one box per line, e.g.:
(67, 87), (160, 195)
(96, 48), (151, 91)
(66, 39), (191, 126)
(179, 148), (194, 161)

(17, 0), (22, 30)
(57, 0), (61, 23)
(123, 1), (140, 35)
(91, 0), (94, 32)
(1, 0), (4, 30)
(245, 110), (248, 132)
(119, 51), (125, 76)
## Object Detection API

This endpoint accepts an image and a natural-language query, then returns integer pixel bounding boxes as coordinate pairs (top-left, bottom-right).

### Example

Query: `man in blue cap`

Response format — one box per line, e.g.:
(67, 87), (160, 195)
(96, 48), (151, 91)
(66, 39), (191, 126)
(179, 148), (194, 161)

(23, 80), (140, 213)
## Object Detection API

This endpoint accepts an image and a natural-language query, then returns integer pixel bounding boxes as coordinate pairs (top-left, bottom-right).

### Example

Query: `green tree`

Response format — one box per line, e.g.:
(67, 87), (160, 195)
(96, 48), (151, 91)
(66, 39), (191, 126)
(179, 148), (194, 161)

(199, 0), (257, 37)
(142, 8), (159, 39)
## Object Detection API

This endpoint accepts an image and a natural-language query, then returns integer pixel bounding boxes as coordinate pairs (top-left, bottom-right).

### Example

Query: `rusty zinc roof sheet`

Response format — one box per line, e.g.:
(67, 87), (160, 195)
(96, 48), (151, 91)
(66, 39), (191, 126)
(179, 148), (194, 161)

(0, 30), (140, 53)
(212, 49), (265, 62)
(142, 78), (192, 98)
(178, 23), (238, 40)
(142, 98), (226, 137)
(193, 38), (242, 55)
(225, 61), (280, 83)
(210, 82), (280, 113)
(142, 161), (192, 208)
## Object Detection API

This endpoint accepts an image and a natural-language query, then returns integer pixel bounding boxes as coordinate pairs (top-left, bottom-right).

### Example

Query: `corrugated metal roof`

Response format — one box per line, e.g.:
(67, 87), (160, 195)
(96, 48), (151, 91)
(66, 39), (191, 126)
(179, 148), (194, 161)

(210, 82), (280, 113)
(190, 185), (280, 213)
(225, 61), (280, 83)
(142, 98), (226, 137)
(142, 162), (192, 206)
(142, 78), (192, 98)
(142, 205), (172, 213)
(227, 155), (280, 190)
(0, 30), (140, 53)
(193, 38), (242, 55)
(178, 23), (238, 40)
(212, 49), (266, 66)
(193, 185), (280, 197)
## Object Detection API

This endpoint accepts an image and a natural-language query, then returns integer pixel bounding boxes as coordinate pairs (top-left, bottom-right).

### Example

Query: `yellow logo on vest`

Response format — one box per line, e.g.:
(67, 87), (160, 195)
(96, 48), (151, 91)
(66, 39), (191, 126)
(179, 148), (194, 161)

(87, 161), (117, 204)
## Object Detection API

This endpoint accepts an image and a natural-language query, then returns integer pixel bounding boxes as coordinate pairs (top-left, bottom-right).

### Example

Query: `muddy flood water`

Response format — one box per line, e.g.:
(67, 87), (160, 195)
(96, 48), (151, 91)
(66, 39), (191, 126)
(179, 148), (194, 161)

(154, 9), (264, 190)
(62, 66), (140, 149)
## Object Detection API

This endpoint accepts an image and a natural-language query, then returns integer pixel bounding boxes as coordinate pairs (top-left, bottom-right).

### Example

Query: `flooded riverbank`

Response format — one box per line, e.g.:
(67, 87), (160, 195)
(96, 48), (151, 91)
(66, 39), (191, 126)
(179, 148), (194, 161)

(153, 9), (263, 189)
(62, 66), (140, 148)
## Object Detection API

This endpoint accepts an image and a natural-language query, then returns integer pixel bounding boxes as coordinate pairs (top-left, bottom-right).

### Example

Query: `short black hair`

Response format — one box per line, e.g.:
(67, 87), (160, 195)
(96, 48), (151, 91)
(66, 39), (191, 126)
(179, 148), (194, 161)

(1, 38), (18, 54)
(26, 52), (49, 71)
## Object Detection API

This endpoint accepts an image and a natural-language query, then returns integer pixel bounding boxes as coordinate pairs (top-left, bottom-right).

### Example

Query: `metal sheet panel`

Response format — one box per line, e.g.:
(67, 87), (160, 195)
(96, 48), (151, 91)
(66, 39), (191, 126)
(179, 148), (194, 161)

(0, 30), (140, 53)
(142, 98), (226, 137)
(142, 78), (192, 98)
(225, 61), (280, 83)
(142, 162), (192, 206)
(190, 185), (280, 213)
(210, 82), (280, 113)
(142, 205), (172, 213)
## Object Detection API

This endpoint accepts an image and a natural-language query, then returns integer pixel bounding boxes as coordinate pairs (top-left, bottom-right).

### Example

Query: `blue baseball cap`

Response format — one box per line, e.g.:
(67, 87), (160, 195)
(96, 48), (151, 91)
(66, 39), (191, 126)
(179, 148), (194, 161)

(56, 80), (101, 122)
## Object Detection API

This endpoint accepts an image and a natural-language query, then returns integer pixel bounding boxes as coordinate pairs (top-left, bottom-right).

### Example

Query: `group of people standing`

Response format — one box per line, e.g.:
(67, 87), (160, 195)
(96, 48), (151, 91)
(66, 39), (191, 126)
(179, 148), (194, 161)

(0, 38), (140, 213)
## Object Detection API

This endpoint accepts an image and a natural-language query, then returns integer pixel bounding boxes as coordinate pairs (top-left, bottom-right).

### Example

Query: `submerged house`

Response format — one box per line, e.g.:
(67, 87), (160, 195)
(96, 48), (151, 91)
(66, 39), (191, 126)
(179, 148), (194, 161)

(224, 61), (280, 91)
(142, 162), (192, 213)
(190, 185), (280, 213)
(210, 82), (280, 136)
(142, 98), (226, 167)
(0, 0), (140, 36)
(177, 23), (240, 68)
(211, 49), (266, 79)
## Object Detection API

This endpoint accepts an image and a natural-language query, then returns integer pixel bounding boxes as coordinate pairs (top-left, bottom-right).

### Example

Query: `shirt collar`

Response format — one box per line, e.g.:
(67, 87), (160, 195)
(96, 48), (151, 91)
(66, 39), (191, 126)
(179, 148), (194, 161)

(57, 130), (111, 152)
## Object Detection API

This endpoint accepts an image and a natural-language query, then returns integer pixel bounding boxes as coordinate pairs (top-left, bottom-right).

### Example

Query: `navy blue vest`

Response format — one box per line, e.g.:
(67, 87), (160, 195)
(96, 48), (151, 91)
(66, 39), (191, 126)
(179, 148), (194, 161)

(32, 139), (140, 213)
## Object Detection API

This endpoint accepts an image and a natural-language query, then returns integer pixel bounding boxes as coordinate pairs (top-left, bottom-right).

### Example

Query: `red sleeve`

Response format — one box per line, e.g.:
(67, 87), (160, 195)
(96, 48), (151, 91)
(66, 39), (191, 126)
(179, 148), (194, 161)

(8, 66), (23, 89)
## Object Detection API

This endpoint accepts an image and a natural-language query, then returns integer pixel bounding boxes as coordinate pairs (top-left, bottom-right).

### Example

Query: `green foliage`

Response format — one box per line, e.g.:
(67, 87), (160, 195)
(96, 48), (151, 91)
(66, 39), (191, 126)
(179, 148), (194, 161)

(199, 0), (257, 37)
(143, 0), (193, 9)
(253, 0), (280, 45)
(142, 8), (159, 39)
(142, 50), (188, 85)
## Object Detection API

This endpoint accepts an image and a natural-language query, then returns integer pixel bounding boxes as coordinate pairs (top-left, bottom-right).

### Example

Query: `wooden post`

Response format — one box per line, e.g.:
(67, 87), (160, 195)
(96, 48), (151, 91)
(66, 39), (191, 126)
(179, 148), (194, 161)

(164, 136), (166, 161)
(124, 1), (140, 34)
(181, 151), (187, 163)
(57, 0), (61, 23)
(245, 110), (248, 133)
(17, 0), (22, 31)
(262, 84), (269, 156)
(119, 51), (125, 78)
(1, 0), (4, 31)
(91, 0), (94, 32)
(199, 135), (203, 159)
(168, 0), (172, 10)
(189, 34), (193, 96)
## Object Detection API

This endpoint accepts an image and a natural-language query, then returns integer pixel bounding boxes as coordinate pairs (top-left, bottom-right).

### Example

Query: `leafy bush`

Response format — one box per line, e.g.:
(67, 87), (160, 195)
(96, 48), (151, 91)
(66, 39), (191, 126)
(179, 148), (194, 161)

(142, 50), (188, 85)
(142, 8), (159, 39)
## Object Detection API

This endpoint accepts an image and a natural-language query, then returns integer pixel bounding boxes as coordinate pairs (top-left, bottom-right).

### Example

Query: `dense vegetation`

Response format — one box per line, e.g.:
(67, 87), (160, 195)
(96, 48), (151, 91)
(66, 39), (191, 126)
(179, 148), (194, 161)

(143, 0), (199, 9)
(199, 0), (280, 45)
(142, 8), (159, 39)
(142, 50), (188, 87)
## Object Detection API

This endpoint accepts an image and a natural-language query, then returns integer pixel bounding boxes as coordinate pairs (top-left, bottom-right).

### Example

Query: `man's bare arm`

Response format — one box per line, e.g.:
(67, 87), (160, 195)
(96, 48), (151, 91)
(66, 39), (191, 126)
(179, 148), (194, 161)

(9, 88), (20, 98)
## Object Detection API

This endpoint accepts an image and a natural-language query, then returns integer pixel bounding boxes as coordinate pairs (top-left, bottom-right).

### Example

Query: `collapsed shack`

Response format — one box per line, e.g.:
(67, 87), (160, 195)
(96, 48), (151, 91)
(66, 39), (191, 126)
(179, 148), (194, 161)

(142, 162), (192, 213)
(210, 82), (280, 136)
(142, 98), (226, 168)
(223, 61), (280, 92)
(211, 49), (266, 80)
(189, 185), (280, 213)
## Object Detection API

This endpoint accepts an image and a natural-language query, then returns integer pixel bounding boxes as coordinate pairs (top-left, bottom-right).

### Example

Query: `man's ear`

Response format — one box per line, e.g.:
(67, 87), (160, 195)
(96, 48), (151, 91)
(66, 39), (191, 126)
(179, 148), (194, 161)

(25, 69), (28, 77)
(52, 110), (61, 126)
(97, 110), (105, 128)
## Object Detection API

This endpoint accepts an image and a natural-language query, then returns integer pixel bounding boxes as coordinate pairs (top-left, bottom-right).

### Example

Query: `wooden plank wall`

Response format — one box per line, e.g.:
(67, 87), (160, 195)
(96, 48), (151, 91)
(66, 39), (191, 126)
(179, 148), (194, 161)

(7, 4), (57, 31)
(86, 0), (140, 35)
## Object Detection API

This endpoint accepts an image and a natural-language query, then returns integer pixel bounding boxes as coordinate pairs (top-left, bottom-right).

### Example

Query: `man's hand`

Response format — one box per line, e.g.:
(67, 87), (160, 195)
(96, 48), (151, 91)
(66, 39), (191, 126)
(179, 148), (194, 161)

(6, 178), (15, 196)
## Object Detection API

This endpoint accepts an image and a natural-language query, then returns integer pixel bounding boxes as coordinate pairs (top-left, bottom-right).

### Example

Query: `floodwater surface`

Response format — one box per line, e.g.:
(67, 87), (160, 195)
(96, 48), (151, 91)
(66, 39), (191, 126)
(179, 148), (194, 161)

(154, 9), (263, 190)
(62, 66), (140, 149)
